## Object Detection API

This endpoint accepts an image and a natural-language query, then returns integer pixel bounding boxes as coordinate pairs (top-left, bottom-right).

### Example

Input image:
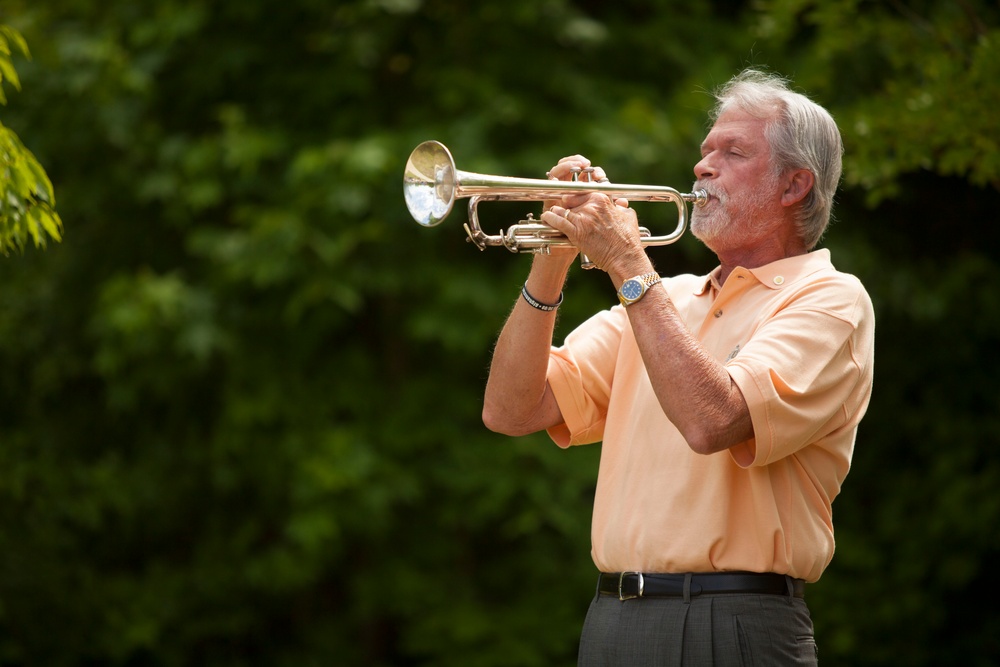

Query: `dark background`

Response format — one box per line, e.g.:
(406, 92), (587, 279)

(2, 0), (999, 664)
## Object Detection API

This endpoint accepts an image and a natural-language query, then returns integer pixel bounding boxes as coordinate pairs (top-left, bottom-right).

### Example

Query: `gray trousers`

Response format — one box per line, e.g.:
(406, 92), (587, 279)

(578, 587), (819, 666)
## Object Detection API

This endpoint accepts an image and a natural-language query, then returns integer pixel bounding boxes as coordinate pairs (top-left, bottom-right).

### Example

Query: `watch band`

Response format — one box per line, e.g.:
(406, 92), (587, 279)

(617, 272), (662, 306)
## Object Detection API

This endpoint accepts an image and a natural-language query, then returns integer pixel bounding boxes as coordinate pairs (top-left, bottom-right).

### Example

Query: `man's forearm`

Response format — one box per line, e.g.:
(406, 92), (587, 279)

(625, 285), (754, 454)
(482, 255), (574, 436)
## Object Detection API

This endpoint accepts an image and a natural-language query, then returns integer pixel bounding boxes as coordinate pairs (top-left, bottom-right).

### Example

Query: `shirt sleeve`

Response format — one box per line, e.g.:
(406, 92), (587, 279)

(545, 308), (627, 448)
(726, 275), (876, 467)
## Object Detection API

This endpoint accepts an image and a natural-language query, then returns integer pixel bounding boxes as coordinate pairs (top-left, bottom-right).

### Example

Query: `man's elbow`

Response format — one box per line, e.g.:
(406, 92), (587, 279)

(482, 403), (549, 437)
(482, 405), (528, 437)
(482, 406), (509, 435)
(682, 421), (750, 456)
(684, 430), (721, 456)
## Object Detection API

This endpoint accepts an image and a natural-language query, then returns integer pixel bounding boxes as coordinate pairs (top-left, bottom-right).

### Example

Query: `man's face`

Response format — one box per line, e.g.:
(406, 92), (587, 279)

(690, 109), (783, 249)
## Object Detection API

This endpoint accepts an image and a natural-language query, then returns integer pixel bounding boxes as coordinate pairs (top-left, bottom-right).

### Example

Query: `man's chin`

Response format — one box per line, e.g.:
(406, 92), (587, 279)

(690, 217), (720, 243)
(690, 218), (735, 254)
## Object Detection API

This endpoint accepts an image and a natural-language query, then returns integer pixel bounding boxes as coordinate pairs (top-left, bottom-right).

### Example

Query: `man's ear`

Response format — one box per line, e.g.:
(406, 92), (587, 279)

(781, 169), (814, 207)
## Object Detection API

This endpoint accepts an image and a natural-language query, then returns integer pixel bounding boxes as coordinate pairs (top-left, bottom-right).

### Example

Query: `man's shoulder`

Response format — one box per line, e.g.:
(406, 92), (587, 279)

(785, 249), (870, 296)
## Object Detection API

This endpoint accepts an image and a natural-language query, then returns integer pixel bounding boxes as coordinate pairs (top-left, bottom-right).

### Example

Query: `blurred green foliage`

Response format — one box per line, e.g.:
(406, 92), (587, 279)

(0, 25), (63, 254)
(1, 0), (999, 665)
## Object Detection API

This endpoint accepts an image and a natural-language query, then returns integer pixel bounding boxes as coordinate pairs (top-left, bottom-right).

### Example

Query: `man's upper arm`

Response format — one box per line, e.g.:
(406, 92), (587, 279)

(726, 283), (875, 466)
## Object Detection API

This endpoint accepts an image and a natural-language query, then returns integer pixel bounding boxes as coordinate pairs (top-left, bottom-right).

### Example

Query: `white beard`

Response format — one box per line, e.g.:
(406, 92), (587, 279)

(690, 175), (781, 248)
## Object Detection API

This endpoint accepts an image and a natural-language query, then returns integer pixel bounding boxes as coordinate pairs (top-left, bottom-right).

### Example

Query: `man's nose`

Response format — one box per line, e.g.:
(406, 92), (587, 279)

(694, 155), (716, 180)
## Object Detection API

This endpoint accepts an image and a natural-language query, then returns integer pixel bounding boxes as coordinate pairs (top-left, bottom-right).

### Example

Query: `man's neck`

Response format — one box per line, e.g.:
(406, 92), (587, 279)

(714, 238), (808, 284)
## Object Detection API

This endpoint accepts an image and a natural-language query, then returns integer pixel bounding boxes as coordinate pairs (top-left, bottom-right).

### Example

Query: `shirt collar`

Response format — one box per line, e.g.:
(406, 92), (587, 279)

(694, 248), (834, 295)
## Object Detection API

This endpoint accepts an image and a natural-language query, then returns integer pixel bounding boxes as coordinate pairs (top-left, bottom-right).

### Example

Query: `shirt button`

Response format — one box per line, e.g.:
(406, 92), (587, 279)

(773, 276), (785, 285)
(714, 309), (723, 318)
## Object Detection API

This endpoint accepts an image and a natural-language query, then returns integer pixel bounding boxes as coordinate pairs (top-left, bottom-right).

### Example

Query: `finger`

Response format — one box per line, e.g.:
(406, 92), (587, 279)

(614, 197), (630, 208)
(560, 154), (590, 166)
(561, 193), (591, 208)
(546, 155), (592, 180)
(542, 205), (572, 225)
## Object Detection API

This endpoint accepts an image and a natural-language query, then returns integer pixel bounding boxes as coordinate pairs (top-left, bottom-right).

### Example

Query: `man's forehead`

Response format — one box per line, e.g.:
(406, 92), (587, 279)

(703, 110), (768, 145)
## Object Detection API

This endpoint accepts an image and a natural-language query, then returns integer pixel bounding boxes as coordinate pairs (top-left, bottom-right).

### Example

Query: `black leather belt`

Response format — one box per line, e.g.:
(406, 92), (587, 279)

(599, 572), (805, 601)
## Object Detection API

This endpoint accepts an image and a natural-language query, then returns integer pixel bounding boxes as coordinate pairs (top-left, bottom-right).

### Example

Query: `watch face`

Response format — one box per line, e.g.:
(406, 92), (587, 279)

(621, 279), (643, 300)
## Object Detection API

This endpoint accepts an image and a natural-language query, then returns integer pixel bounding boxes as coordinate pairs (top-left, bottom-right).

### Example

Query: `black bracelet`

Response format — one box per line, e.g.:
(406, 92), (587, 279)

(521, 283), (563, 312)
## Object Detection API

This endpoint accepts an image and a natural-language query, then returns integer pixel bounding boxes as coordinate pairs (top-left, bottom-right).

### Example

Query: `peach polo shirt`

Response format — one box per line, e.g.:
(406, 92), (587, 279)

(546, 249), (875, 582)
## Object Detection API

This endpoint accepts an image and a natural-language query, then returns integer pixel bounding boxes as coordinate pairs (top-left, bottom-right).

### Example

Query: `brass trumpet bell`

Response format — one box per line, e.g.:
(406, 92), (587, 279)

(403, 140), (460, 228)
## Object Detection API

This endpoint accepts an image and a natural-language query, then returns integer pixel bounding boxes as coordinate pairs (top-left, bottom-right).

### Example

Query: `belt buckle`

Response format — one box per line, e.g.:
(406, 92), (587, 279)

(618, 572), (644, 601)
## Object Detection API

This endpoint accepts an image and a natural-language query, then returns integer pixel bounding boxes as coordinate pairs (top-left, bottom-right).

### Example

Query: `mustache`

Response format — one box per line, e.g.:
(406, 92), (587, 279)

(693, 182), (722, 202)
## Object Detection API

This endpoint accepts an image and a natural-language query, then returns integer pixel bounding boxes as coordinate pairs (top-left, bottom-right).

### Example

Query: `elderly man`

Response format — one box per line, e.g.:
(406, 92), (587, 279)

(482, 70), (875, 665)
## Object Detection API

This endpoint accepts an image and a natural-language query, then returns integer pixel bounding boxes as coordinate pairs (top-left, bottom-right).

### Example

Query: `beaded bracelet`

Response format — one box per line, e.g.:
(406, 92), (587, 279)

(521, 283), (564, 312)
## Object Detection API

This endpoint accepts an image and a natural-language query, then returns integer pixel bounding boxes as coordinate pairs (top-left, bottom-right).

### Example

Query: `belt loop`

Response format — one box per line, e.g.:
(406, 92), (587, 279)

(683, 573), (692, 604)
(784, 575), (794, 604)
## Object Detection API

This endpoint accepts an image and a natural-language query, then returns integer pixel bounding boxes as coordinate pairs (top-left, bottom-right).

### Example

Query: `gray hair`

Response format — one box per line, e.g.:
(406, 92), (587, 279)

(711, 69), (843, 249)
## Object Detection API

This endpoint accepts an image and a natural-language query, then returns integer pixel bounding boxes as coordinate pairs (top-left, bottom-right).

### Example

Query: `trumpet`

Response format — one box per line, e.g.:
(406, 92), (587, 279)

(403, 140), (707, 268)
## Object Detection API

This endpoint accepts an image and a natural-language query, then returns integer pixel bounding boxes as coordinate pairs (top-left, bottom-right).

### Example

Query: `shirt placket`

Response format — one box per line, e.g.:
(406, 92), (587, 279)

(698, 270), (752, 361)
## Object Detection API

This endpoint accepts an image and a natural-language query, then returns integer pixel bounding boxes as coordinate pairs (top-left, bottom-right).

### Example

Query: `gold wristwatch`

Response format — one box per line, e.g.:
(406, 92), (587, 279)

(617, 272), (662, 306)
